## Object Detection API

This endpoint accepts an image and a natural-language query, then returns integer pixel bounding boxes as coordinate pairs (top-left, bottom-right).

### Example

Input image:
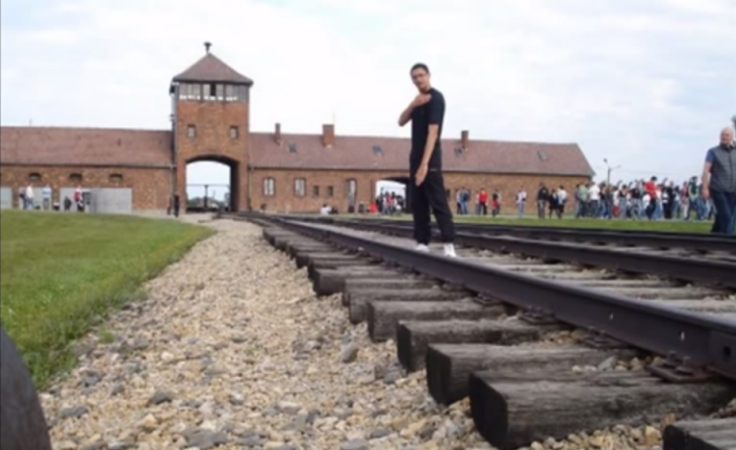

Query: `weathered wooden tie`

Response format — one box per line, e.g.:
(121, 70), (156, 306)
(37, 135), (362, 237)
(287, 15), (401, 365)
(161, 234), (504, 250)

(347, 288), (469, 324)
(425, 343), (617, 405)
(469, 368), (736, 450)
(396, 319), (559, 372)
(663, 417), (736, 450)
(367, 300), (506, 342)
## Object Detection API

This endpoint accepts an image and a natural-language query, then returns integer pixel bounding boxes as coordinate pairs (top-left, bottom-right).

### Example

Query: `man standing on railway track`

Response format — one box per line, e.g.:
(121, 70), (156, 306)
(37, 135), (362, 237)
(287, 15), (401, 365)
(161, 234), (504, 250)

(702, 127), (736, 234)
(398, 63), (457, 257)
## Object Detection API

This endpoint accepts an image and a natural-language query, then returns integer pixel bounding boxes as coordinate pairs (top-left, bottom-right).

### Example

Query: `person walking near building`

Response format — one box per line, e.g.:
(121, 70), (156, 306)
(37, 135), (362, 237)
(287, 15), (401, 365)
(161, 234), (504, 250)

(42, 184), (52, 210)
(477, 188), (489, 216)
(516, 188), (527, 218)
(397, 63), (456, 257)
(702, 127), (736, 234)
(24, 184), (35, 210)
(536, 183), (548, 219)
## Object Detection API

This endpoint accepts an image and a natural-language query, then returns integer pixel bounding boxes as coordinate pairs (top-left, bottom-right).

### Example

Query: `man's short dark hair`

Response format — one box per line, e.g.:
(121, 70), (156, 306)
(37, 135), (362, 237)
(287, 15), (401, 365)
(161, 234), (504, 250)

(410, 63), (430, 74)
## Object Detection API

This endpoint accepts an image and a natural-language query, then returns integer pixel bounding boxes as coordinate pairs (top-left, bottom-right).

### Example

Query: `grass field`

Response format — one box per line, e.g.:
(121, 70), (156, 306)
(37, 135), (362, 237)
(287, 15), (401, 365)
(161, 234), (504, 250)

(0, 211), (214, 388)
(354, 214), (714, 233)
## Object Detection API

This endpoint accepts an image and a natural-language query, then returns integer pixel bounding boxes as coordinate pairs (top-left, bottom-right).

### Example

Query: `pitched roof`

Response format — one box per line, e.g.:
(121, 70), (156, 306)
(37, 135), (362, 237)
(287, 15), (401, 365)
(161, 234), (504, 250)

(172, 53), (254, 86)
(0, 126), (594, 177)
(0, 126), (172, 167)
(249, 133), (594, 176)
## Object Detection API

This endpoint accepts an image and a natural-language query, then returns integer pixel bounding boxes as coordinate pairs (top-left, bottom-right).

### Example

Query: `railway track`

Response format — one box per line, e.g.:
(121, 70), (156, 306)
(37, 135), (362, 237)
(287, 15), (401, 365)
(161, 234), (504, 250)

(270, 214), (736, 288)
(288, 214), (736, 259)
(244, 214), (736, 450)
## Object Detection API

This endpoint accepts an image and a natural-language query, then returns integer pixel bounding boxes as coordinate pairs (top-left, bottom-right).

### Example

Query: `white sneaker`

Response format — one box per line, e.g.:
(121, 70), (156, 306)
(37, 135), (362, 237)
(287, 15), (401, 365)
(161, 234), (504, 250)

(443, 243), (457, 258)
(415, 244), (430, 253)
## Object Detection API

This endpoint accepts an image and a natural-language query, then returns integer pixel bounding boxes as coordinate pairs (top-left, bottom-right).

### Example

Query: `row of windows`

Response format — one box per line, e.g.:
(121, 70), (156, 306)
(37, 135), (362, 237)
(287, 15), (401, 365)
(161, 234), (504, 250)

(187, 125), (239, 139)
(178, 83), (249, 103)
(24, 172), (124, 183)
(263, 177), (358, 199)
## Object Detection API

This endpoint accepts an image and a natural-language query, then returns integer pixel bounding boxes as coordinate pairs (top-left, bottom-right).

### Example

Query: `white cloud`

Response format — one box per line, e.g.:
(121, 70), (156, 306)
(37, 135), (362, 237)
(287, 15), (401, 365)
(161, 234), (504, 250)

(1, 0), (734, 185)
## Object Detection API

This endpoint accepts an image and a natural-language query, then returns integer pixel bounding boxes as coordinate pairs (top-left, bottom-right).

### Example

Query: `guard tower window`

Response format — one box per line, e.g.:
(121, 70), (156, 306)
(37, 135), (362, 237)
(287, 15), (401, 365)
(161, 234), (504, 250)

(230, 126), (239, 139)
(208, 83), (216, 99)
(238, 85), (249, 102)
(190, 84), (201, 100)
(187, 125), (196, 138)
(225, 85), (234, 101)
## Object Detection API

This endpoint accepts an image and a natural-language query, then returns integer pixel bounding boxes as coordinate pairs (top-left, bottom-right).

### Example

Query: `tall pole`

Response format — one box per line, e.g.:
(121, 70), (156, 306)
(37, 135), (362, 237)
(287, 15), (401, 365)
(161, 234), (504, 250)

(603, 158), (621, 187)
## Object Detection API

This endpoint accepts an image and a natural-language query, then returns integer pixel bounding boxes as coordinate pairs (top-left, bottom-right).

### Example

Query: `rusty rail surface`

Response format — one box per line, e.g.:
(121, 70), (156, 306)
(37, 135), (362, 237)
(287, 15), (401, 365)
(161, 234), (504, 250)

(251, 216), (736, 382)
(0, 326), (52, 450)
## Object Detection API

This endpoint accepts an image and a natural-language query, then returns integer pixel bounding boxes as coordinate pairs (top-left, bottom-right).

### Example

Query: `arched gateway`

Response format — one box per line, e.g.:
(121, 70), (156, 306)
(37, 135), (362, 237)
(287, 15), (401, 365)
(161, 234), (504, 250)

(170, 42), (254, 212)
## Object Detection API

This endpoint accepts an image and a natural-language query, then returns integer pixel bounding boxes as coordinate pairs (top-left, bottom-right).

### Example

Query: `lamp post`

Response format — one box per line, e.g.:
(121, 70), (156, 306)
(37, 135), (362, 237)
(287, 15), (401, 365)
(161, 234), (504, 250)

(603, 158), (622, 187)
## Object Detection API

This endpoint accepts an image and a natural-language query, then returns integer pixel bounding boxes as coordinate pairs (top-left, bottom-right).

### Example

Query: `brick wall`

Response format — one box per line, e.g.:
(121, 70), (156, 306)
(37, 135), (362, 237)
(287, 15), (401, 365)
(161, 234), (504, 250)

(251, 168), (406, 213)
(0, 165), (171, 210)
(174, 99), (249, 211)
(250, 168), (589, 214)
(0, 163), (589, 215)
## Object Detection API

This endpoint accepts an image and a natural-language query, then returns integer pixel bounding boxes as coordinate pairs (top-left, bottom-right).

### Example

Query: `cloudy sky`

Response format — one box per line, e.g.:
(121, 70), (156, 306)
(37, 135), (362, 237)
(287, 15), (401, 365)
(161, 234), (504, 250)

(1, 0), (734, 199)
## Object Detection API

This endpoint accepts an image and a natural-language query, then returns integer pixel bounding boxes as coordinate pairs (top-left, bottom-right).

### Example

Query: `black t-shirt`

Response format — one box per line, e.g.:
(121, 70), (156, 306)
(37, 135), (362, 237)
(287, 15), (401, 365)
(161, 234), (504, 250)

(410, 88), (445, 169)
(537, 187), (549, 201)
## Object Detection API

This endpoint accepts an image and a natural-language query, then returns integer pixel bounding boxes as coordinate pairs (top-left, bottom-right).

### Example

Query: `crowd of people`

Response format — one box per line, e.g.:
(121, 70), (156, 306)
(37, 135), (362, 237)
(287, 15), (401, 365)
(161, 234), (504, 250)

(375, 126), (735, 235)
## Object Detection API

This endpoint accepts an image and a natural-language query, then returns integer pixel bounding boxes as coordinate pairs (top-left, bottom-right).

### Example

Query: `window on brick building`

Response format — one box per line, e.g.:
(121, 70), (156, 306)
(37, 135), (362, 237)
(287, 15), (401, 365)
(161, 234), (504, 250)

(294, 178), (306, 197)
(346, 178), (358, 206)
(263, 177), (275, 197)
(28, 172), (41, 182)
(326, 186), (334, 197)
(230, 126), (239, 139)
(312, 185), (320, 197)
(208, 83), (216, 99)
(225, 85), (236, 101)
(237, 85), (249, 102)
(216, 84), (224, 101)
(69, 173), (83, 183)
(187, 125), (196, 138)
(109, 173), (123, 183)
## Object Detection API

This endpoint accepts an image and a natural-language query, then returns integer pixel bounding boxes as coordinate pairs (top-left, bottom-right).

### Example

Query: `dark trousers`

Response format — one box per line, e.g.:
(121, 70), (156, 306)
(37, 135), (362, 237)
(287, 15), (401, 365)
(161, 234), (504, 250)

(409, 168), (455, 244)
(710, 190), (736, 235)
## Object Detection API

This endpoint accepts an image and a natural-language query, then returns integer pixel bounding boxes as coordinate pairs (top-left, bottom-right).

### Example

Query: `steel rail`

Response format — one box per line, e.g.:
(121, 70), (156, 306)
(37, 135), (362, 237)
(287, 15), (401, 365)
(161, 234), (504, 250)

(277, 213), (733, 238)
(261, 217), (736, 381)
(289, 218), (736, 289)
(273, 214), (736, 253)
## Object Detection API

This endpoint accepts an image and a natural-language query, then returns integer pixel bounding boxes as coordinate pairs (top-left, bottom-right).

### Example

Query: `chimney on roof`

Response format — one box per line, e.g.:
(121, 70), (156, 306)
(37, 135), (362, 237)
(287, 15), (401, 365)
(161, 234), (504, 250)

(461, 130), (469, 149)
(274, 123), (282, 145)
(204, 41), (212, 53)
(322, 124), (335, 148)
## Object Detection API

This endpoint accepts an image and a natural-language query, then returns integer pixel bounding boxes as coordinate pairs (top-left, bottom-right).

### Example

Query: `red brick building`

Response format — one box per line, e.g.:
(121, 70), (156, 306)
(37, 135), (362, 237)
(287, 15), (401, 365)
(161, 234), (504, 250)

(0, 45), (594, 214)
